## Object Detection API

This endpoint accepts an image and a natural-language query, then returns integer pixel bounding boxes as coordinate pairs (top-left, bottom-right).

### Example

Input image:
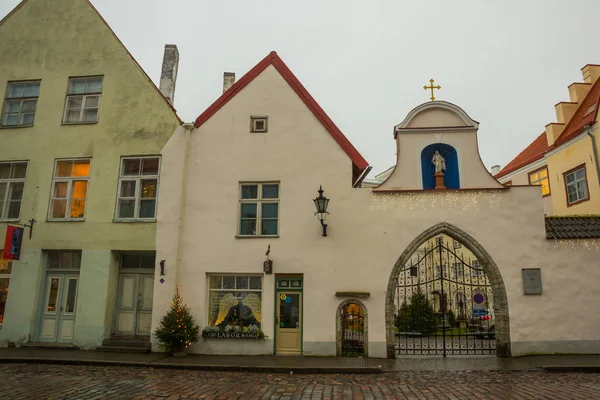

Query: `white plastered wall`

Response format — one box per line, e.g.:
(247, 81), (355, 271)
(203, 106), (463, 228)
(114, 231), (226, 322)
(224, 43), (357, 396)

(154, 68), (600, 357)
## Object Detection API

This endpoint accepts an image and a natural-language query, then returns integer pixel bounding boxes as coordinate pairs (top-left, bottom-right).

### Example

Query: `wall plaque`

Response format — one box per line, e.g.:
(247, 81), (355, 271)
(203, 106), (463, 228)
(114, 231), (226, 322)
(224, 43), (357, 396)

(522, 268), (542, 295)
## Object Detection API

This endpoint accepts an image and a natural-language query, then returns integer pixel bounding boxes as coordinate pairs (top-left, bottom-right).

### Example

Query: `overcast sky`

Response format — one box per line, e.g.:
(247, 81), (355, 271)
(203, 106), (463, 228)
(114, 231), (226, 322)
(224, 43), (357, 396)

(2, 0), (598, 176)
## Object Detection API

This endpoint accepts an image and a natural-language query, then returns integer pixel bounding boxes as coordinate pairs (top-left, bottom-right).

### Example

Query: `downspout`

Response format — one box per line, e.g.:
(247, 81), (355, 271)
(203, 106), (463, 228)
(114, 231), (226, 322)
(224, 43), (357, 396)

(174, 122), (194, 288)
(585, 125), (600, 186)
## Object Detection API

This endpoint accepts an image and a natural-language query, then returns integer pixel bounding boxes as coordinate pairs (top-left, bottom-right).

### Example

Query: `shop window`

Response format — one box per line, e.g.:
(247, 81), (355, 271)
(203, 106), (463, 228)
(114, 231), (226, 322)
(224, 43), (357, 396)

(0, 258), (11, 324)
(207, 275), (262, 329)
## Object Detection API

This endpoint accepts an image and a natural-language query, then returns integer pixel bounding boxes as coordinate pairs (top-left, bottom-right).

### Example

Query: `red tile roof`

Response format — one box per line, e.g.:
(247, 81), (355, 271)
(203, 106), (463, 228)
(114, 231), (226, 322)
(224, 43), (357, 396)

(553, 79), (600, 147)
(495, 75), (600, 179)
(494, 132), (549, 179)
(194, 51), (369, 171)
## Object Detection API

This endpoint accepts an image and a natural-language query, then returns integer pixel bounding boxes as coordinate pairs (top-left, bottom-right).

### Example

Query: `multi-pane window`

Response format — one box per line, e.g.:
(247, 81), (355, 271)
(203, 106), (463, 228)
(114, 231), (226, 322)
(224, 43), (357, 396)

(49, 159), (90, 220)
(471, 260), (484, 277)
(208, 275), (262, 328)
(0, 259), (11, 324)
(120, 253), (156, 269)
(47, 251), (82, 270)
(0, 162), (27, 220)
(564, 166), (589, 205)
(116, 157), (160, 220)
(452, 263), (464, 279)
(239, 183), (279, 236)
(528, 167), (550, 196)
(2, 81), (40, 127)
(63, 77), (103, 123)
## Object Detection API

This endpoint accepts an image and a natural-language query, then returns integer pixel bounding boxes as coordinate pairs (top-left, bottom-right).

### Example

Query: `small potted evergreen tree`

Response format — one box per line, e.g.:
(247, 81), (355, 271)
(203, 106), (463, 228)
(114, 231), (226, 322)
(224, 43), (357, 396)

(154, 287), (200, 356)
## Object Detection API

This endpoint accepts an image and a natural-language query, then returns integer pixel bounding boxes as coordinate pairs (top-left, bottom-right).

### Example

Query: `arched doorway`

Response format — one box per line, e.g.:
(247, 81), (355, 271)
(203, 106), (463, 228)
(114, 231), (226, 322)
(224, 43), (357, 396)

(336, 300), (368, 357)
(386, 222), (510, 359)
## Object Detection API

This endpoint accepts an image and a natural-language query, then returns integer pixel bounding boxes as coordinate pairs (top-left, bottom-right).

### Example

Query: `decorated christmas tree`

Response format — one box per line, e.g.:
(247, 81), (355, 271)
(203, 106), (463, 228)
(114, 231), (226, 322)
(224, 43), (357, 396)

(154, 287), (200, 354)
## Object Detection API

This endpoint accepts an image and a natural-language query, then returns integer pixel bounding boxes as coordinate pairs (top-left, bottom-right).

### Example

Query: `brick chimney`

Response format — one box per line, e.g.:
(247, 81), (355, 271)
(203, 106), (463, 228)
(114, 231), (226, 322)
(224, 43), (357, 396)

(159, 44), (179, 105)
(223, 72), (236, 93)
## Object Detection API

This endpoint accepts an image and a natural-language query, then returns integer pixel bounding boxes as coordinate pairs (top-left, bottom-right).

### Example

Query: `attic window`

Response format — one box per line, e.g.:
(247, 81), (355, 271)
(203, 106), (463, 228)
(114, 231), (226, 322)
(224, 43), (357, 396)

(251, 117), (268, 133)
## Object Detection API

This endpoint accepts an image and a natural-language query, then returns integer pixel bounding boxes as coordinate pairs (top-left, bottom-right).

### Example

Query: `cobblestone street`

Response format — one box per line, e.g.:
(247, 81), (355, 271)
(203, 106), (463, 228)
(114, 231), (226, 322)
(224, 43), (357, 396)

(0, 364), (599, 400)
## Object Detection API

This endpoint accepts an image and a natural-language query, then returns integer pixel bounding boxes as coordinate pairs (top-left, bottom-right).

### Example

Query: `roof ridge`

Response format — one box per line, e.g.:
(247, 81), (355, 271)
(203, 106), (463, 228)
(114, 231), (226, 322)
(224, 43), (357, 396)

(495, 132), (548, 178)
(194, 51), (369, 170)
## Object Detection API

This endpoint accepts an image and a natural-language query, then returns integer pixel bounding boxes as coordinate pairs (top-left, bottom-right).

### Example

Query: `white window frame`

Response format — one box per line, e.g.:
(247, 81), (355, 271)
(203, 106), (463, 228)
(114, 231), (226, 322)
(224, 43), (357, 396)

(238, 182), (280, 237)
(207, 274), (263, 327)
(115, 156), (161, 221)
(62, 76), (103, 124)
(250, 116), (268, 133)
(2, 80), (41, 127)
(0, 161), (28, 221)
(564, 166), (589, 205)
(48, 159), (91, 221)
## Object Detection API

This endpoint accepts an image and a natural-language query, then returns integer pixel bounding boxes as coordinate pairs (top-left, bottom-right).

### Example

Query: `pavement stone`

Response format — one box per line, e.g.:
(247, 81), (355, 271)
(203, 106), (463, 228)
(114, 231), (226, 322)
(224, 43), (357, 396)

(0, 364), (599, 399)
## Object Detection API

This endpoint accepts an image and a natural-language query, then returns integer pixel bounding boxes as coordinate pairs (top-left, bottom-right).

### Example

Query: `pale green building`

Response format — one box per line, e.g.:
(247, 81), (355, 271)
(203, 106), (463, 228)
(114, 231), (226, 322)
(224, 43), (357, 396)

(0, 0), (180, 349)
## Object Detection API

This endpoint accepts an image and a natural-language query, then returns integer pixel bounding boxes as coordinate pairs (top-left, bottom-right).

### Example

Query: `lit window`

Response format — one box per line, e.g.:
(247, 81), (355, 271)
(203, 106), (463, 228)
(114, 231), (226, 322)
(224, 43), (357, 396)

(564, 166), (589, 205)
(528, 168), (550, 196)
(49, 159), (90, 220)
(250, 117), (268, 133)
(239, 183), (279, 236)
(207, 275), (262, 329)
(63, 76), (103, 123)
(2, 81), (40, 127)
(116, 157), (160, 220)
(0, 162), (27, 220)
(0, 258), (11, 324)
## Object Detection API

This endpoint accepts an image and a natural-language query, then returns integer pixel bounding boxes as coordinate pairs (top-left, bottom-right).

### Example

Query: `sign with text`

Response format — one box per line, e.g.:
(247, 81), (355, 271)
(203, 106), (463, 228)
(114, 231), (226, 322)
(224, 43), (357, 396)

(522, 268), (542, 295)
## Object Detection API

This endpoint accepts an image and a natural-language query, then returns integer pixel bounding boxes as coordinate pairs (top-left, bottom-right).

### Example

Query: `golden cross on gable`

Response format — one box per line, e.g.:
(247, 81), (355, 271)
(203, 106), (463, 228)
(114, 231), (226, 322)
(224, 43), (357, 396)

(424, 79), (441, 101)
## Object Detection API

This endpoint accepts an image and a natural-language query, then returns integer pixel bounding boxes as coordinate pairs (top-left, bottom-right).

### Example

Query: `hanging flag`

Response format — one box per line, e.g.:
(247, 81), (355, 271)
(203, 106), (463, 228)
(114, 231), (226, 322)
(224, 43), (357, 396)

(3, 226), (24, 261)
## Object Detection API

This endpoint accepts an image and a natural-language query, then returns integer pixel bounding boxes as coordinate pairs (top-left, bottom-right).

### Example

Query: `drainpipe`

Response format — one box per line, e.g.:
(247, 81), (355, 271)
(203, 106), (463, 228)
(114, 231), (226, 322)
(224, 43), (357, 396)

(174, 122), (194, 288)
(585, 125), (600, 186)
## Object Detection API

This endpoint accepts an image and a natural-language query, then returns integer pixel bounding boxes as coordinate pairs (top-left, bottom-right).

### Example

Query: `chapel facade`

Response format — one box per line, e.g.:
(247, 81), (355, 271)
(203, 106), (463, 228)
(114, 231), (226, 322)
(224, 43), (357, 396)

(153, 52), (600, 358)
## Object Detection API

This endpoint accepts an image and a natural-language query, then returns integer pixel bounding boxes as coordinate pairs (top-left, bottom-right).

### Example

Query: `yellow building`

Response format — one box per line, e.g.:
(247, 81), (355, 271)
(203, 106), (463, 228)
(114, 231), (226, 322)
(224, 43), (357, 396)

(495, 65), (600, 215)
(0, 0), (180, 349)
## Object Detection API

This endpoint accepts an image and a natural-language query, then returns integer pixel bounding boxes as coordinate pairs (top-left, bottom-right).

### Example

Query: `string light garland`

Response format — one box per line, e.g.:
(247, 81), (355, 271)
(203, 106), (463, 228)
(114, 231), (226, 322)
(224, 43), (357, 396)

(553, 239), (600, 251)
(370, 191), (503, 212)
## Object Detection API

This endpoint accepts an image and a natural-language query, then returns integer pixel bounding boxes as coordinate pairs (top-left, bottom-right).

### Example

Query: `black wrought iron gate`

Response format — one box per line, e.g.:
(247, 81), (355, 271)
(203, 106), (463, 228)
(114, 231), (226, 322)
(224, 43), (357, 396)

(395, 238), (496, 357)
(341, 307), (365, 357)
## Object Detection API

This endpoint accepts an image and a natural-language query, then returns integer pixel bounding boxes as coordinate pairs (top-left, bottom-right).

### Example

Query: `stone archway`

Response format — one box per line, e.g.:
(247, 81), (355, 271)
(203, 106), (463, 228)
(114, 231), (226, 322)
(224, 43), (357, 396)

(385, 222), (510, 358)
(336, 299), (368, 357)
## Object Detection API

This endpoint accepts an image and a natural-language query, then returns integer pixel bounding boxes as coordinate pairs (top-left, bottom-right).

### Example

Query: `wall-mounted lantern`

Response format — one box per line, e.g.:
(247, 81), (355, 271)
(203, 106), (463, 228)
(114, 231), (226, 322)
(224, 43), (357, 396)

(313, 185), (330, 237)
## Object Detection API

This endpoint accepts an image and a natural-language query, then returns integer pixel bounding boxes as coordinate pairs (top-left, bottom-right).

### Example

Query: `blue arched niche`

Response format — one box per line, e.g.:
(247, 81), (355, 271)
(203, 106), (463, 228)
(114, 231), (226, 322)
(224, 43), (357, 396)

(421, 143), (460, 189)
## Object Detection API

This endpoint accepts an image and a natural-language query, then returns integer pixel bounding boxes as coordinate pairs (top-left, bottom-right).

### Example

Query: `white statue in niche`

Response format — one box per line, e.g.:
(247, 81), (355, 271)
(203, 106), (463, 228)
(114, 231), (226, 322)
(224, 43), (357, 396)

(432, 151), (446, 174)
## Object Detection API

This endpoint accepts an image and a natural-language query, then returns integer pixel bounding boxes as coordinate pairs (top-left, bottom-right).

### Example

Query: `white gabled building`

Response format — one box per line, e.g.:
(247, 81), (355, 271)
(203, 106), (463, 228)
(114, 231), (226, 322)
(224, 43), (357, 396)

(153, 51), (600, 358)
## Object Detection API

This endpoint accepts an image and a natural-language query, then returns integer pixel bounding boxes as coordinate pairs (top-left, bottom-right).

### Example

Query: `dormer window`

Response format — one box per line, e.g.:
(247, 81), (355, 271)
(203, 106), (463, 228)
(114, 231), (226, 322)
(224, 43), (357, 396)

(250, 116), (268, 133)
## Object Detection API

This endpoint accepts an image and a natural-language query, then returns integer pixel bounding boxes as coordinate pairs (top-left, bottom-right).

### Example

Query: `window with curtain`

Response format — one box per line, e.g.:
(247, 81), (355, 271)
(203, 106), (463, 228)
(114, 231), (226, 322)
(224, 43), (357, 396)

(63, 76), (103, 123)
(116, 157), (160, 220)
(528, 167), (550, 196)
